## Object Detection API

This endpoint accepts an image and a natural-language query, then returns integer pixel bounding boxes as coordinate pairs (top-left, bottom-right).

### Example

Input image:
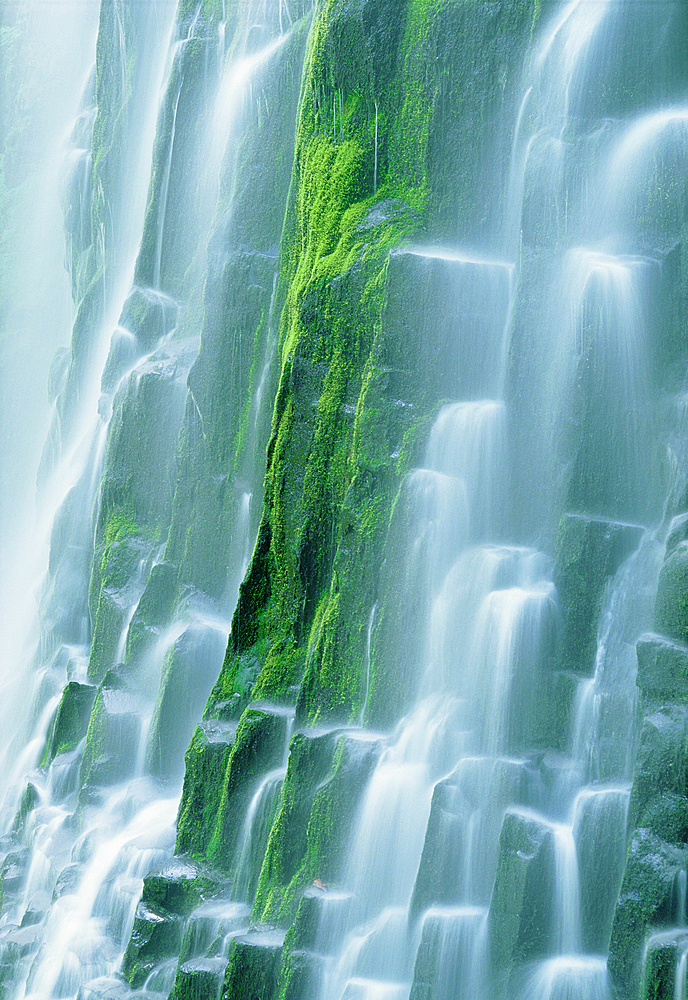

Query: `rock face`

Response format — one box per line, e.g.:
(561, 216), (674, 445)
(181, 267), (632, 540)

(554, 515), (644, 674)
(607, 510), (688, 1000)
(4, 1), (688, 1000)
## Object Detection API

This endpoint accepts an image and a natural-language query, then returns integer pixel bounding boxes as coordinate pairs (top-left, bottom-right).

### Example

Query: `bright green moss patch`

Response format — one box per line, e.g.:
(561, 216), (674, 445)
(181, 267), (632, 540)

(206, 707), (288, 871)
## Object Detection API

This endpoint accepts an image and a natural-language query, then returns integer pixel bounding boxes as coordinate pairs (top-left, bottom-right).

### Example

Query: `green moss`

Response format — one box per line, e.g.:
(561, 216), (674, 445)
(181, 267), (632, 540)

(205, 708), (288, 871)
(176, 723), (236, 858)
(40, 682), (97, 766)
(251, 730), (340, 925)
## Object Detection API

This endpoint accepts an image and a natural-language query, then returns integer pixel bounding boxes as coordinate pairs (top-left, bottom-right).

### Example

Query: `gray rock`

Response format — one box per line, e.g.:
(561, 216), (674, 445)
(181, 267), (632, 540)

(488, 808), (555, 973)
(554, 514), (643, 673)
(636, 633), (688, 699)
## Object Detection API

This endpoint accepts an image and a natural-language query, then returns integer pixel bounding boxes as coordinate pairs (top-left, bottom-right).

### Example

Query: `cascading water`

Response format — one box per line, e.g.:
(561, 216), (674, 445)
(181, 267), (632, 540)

(0, 2), (304, 998)
(2, 1), (688, 1000)
(307, 2), (688, 999)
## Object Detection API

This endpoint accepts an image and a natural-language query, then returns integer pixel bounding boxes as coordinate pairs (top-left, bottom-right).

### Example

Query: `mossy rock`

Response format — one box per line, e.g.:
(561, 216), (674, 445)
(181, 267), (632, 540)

(253, 729), (379, 926)
(122, 856), (232, 987)
(252, 730), (342, 924)
(206, 707), (291, 872)
(11, 784), (39, 837)
(639, 793), (688, 849)
(636, 633), (688, 702)
(654, 543), (688, 644)
(176, 720), (238, 859)
(44, 681), (97, 764)
(554, 514), (643, 673)
(276, 946), (323, 1000)
(628, 705), (688, 832)
(488, 808), (555, 976)
(141, 856), (229, 918)
(121, 902), (184, 988)
(145, 624), (228, 781)
(79, 675), (141, 791)
(221, 930), (285, 1000)
(170, 957), (227, 1000)
(608, 829), (688, 1000)
(642, 933), (688, 1000)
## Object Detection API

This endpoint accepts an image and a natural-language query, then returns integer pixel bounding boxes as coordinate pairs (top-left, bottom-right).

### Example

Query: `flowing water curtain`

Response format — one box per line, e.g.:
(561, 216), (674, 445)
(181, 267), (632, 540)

(0, 1), (301, 997)
(309, 2), (687, 1000)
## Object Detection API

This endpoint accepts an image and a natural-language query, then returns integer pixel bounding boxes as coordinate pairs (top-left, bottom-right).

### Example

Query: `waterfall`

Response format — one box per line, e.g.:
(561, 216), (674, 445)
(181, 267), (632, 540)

(2, 1), (688, 1000)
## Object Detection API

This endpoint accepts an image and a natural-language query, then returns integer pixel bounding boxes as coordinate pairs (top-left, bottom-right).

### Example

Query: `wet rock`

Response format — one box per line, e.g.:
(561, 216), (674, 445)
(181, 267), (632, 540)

(45, 681), (97, 762)
(636, 633), (688, 701)
(221, 929), (284, 1000)
(410, 907), (487, 1000)
(118, 286), (178, 352)
(628, 705), (688, 830)
(608, 829), (687, 999)
(0, 848), (29, 909)
(79, 678), (142, 791)
(170, 957), (227, 1000)
(121, 901), (184, 989)
(411, 759), (531, 923)
(176, 720), (237, 858)
(554, 514), (643, 673)
(488, 808), (555, 973)
(20, 892), (50, 927)
(145, 624), (228, 781)
(574, 787), (629, 953)
(124, 562), (179, 680)
(654, 540), (688, 644)
(0, 923), (43, 962)
(76, 975), (137, 1000)
(52, 862), (83, 901)
(289, 888), (352, 952)
(87, 535), (152, 685)
(178, 900), (249, 963)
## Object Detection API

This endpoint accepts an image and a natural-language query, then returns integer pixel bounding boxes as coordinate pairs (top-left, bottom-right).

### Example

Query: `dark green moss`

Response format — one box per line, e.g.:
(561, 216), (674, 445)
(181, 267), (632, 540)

(176, 721), (237, 858)
(42, 682), (96, 764)
(222, 932), (284, 1000)
(252, 730), (341, 925)
(206, 708), (288, 872)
